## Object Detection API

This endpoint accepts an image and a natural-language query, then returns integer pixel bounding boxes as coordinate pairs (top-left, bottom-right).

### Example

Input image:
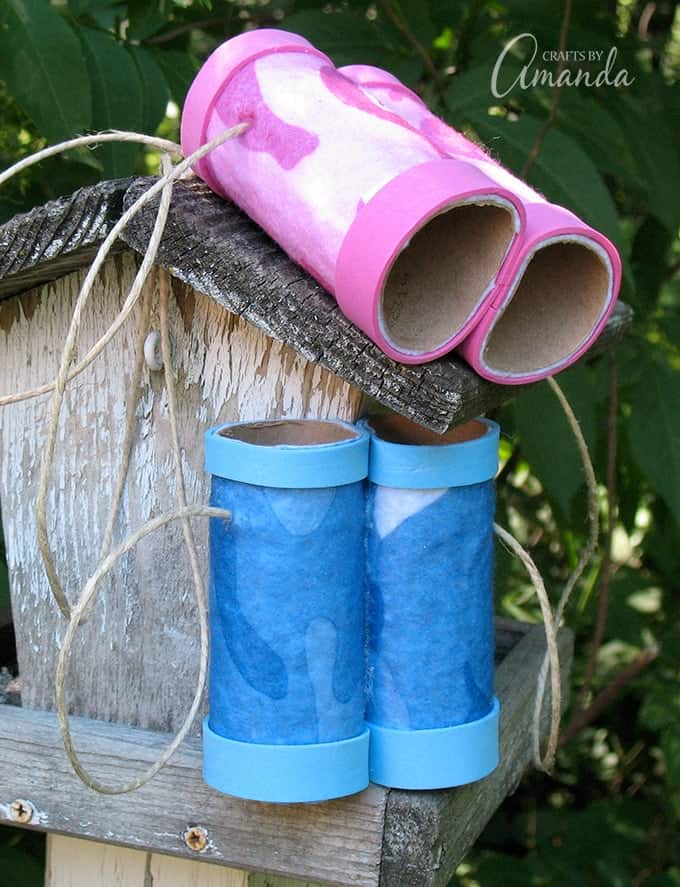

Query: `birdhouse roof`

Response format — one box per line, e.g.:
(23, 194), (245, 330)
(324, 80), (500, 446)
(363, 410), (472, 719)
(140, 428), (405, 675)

(0, 177), (631, 431)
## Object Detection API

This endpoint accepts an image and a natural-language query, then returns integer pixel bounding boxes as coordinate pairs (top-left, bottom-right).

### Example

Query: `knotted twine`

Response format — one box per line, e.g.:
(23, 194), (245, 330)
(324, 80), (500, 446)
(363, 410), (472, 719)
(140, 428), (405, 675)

(0, 128), (598, 791)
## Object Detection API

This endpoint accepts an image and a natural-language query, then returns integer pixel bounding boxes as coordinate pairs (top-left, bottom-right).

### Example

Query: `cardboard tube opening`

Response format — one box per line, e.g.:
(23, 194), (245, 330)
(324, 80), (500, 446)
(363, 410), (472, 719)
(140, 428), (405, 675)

(484, 241), (610, 375)
(380, 203), (516, 353)
(219, 420), (358, 447)
(368, 414), (487, 446)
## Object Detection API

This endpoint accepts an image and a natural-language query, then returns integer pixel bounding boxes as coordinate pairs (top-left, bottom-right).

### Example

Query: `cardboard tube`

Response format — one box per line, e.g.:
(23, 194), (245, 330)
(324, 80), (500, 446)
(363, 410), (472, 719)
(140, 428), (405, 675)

(360, 414), (500, 789)
(181, 30), (524, 363)
(340, 64), (621, 382)
(203, 418), (369, 802)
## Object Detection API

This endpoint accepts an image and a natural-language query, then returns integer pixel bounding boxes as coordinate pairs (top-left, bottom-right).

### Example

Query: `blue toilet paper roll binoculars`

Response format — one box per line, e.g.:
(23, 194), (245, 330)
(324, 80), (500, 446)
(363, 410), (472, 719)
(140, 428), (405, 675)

(203, 415), (500, 803)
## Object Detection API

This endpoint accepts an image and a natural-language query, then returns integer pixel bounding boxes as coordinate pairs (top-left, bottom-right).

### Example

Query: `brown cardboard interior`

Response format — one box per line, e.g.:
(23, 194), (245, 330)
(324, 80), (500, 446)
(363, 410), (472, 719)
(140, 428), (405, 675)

(483, 241), (609, 374)
(219, 419), (357, 446)
(380, 202), (516, 353)
(368, 413), (487, 445)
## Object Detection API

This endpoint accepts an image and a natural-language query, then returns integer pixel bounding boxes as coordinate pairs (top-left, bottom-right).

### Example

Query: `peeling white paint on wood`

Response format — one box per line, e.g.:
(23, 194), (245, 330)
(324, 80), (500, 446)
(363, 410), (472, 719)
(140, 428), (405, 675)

(0, 254), (362, 729)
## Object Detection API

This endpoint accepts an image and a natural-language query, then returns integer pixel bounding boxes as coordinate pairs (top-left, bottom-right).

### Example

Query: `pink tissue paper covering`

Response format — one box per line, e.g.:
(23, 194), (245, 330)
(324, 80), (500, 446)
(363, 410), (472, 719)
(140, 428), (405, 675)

(181, 29), (621, 380)
(181, 29), (524, 364)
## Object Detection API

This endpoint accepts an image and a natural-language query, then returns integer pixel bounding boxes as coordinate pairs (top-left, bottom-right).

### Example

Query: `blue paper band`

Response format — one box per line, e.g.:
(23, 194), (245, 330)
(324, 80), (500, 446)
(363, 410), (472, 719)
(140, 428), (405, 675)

(205, 419), (369, 488)
(203, 718), (370, 803)
(367, 697), (500, 789)
(361, 417), (499, 488)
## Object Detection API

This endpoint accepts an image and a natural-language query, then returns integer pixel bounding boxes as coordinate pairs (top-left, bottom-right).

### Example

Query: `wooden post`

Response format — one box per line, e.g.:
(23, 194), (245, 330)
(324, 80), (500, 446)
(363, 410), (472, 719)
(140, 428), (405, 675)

(46, 835), (249, 887)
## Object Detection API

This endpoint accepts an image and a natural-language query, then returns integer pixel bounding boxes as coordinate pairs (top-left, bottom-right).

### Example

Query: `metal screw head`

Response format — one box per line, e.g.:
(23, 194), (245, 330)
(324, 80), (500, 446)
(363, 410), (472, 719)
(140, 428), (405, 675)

(183, 825), (208, 853)
(9, 799), (33, 824)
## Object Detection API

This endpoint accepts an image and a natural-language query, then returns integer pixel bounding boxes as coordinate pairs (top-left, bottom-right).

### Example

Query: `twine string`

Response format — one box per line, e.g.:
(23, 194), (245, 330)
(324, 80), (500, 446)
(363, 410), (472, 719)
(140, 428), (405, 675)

(493, 520), (562, 770)
(532, 377), (599, 770)
(495, 375), (600, 773)
(55, 505), (230, 794)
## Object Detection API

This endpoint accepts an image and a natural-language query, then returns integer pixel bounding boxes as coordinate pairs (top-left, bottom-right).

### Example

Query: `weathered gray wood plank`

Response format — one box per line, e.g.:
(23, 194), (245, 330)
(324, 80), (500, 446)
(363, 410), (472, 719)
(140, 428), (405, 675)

(379, 625), (574, 887)
(0, 178), (133, 298)
(0, 621), (570, 887)
(0, 705), (388, 887)
(0, 177), (633, 432)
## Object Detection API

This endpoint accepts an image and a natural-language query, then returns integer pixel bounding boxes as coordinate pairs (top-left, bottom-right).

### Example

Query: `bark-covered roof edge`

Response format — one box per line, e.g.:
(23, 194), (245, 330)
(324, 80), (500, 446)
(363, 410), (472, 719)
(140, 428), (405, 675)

(0, 177), (633, 431)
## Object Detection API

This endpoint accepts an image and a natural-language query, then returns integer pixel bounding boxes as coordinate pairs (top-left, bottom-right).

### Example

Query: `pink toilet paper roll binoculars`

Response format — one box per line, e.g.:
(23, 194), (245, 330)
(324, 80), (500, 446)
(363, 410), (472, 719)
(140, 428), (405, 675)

(181, 29), (621, 383)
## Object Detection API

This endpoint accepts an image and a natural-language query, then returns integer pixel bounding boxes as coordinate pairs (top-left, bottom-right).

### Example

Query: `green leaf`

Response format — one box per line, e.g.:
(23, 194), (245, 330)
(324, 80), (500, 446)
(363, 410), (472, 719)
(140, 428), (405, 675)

(76, 27), (144, 178)
(662, 728), (680, 789)
(639, 681), (680, 732)
(0, 0), (91, 141)
(446, 65), (500, 118)
(630, 217), (675, 314)
(67, 0), (122, 16)
(129, 46), (169, 135)
(607, 91), (680, 234)
(645, 869), (680, 887)
(445, 56), (527, 122)
(472, 850), (545, 886)
(127, 0), (167, 41)
(378, 0), (437, 57)
(278, 13), (396, 68)
(534, 799), (649, 886)
(628, 353), (680, 528)
(514, 363), (601, 522)
(0, 836), (44, 885)
(554, 94), (638, 185)
(604, 569), (662, 649)
(152, 48), (198, 107)
(465, 112), (622, 249)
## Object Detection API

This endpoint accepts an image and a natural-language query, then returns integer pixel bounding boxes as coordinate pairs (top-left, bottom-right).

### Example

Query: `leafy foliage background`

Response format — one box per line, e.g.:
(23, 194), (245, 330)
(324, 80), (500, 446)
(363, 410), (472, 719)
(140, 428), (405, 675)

(0, 0), (679, 884)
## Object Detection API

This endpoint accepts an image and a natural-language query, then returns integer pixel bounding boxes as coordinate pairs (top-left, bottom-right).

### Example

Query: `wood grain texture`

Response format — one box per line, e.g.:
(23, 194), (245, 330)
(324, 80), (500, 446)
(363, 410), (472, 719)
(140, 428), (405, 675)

(47, 836), (249, 887)
(0, 179), (133, 299)
(0, 706), (388, 887)
(0, 255), (361, 727)
(0, 623), (569, 887)
(249, 874), (318, 887)
(379, 625), (574, 887)
(47, 836), (148, 887)
(150, 853), (249, 887)
(0, 177), (634, 432)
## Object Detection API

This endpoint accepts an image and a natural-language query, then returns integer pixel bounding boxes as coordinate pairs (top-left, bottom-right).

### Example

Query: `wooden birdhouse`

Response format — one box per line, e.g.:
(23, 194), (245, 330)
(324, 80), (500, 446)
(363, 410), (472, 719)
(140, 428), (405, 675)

(0, 177), (631, 887)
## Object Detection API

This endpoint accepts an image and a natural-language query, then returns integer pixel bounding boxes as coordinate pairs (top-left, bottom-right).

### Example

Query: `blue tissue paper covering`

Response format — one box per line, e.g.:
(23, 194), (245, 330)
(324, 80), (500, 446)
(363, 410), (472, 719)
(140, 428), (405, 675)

(208, 476), (366, 745)
(365, 480), (496, 730)
(362, 415), (500, 788)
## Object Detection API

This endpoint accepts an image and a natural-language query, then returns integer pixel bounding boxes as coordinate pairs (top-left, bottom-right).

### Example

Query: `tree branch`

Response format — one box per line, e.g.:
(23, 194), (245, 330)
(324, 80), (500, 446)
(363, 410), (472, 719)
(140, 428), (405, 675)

(521, 0), (573, 177)
(559, 646), (659, 745)
(144, 16), (231, 46)
(380, 0), (441, 88)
